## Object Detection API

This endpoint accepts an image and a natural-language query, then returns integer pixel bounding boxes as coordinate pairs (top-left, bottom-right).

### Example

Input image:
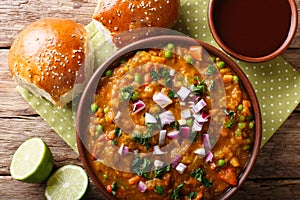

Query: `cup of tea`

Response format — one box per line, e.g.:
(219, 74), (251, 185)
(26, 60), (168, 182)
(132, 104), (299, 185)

(208, 0), (298, 63)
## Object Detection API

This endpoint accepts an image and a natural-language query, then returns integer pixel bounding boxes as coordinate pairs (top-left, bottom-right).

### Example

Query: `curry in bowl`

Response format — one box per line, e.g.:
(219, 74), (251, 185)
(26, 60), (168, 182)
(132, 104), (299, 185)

(76, 36), (261, 200)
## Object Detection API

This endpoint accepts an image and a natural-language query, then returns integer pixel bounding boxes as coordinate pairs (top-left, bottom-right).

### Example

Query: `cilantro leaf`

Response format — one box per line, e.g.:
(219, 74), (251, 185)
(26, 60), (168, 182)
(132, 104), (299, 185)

(170, 183), (185, 200)
(190, 167), (212, 188)
(130, 155), (152, 176)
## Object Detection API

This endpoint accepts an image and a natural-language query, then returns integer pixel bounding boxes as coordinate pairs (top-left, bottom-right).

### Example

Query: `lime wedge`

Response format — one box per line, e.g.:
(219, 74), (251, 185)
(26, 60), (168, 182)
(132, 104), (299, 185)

(10, 137), (53, 183)
(45, 165), (89, 200)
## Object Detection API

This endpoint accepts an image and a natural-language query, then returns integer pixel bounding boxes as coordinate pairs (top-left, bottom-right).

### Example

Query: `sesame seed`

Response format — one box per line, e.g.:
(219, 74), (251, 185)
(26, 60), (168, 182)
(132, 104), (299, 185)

(72, 34), (76, 38)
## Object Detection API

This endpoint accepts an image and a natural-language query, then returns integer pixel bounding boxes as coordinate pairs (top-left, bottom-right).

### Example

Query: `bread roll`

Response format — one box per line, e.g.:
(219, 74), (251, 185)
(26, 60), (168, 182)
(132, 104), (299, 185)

(8, 18), (94, 106)
(93, 0), (180, 47)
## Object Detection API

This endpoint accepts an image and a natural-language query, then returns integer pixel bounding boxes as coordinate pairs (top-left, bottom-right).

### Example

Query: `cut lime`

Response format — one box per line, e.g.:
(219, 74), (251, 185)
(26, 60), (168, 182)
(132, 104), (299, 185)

(45, 165), (89, 200)
(10, 137), (53, 183)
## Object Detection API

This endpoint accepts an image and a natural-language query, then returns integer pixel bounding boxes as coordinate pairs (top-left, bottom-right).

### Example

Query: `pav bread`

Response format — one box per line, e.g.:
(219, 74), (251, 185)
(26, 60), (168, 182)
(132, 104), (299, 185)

(93, 0), (180, 47)
(8, 18), (94, 106)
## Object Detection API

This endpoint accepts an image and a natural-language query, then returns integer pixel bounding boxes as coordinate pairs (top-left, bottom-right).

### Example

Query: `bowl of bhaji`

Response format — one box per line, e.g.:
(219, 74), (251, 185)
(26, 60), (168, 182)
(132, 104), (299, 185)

(76, 35), (262, 200)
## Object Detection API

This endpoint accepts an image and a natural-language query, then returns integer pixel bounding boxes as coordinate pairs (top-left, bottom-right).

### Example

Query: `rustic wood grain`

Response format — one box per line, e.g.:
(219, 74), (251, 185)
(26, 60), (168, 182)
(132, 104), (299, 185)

(1, 0), (300, 199)
(0, 0), (300, 48)
(0, 0), (97, 48)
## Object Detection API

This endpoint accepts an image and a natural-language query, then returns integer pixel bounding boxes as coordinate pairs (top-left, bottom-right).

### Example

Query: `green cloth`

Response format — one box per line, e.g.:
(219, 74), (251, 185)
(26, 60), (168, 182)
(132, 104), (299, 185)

(17, 0), (300, 152)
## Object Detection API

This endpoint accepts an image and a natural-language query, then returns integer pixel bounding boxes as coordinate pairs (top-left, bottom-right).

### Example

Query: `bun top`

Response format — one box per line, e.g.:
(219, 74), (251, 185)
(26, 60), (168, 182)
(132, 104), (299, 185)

(93, 0), (180, 35)
(8, 18), (88, 106)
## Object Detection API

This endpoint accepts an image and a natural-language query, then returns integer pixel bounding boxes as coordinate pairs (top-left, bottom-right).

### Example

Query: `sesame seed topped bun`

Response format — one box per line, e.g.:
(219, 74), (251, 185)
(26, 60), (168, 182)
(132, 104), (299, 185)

(92, 0), (180, 46)
(8, 18), (94, 106)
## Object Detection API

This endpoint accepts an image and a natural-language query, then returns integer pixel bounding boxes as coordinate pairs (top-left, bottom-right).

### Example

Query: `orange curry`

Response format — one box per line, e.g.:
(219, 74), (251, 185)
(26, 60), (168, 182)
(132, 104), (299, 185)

(86, 44), (255, 200)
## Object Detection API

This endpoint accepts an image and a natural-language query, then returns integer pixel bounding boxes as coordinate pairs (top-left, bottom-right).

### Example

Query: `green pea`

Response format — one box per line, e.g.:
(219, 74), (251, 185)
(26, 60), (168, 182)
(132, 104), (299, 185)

(210, 56), (216, 62)
(119, 58), (126, 64)
(238, 104), (243, 111)
(235, 129), (242, 137)
(233, 75), (239, 83)
(91, 103), (98, 113)
(134, 74), (143, 83)
(131, 91), (139, 101)
(184, 54), (194, 64)
(167, 43), (175, 50)
(186, 118), (193, 126)
(105, 69), (112, 77)
(218, 159), (226, 167)
(96, 124), (104, 132)
(102, 174), (108, 180)
(239, 115), (246, 122)
(238, 122), (246, 130)
(217, 61), (225, 69)
(249, 121), (254, 129)
(104, 107), (109, 114)
(242, 145), (250, 151)
(164, 50), (173, 59)
(246, 138), (252, 144)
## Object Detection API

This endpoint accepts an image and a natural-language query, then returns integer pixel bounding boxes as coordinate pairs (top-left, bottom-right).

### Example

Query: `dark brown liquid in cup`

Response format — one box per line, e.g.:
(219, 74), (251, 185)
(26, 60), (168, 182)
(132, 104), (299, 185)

(212, 0), (291, 57)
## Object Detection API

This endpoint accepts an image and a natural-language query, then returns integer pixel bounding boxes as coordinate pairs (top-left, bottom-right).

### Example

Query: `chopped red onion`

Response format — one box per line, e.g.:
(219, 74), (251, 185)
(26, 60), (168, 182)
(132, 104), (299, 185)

(202, 134), (212, 150)
(180, 101), (187, 106)
(138, 181), (147, 193)
(180, 127), (190, 138)
(170, 69), (176, 76)
(176, 163), (187, 174)
(202, 112), (210, 120)
(159, 130), (167, 145)
(192, 120), (203, 131)
(145, 113), (157, 124)
(123, 146), (129, 156)
(193, 113), (208, 123)
(167, 130), (180, 139)
(205, 151), (214, 163)
(118, 143), (125, 155)
(114, 111), (121, 121)
(181, 108), (191, 119)
(194, 147), (206, 157)
(153, 145), (167, 155)
(153, 92), (172, 108)
(154, 160), (164, 169)
(171, 155), (183, 168)
(177, 86), (191, 101)
(159, 110), (175, 125)
(192, 99), (207, 113)
(133, 100), (146, 114)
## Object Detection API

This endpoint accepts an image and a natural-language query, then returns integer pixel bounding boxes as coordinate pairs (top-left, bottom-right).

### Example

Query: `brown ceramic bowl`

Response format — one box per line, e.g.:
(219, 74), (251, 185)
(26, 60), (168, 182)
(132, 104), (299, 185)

(76, 35), (262, 200)
(208, 0), (298, 63)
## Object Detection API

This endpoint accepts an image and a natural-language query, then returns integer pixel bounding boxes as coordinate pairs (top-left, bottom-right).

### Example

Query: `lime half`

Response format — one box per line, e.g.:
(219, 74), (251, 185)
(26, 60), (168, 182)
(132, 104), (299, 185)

(45, 165), (89, 200)
(10, 137), (53, 183)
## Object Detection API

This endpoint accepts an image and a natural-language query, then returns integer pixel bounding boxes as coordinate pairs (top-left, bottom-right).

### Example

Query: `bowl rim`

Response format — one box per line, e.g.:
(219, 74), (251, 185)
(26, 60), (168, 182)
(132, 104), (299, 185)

(207, 0), (298, 63)
(76, 35), (262, 200)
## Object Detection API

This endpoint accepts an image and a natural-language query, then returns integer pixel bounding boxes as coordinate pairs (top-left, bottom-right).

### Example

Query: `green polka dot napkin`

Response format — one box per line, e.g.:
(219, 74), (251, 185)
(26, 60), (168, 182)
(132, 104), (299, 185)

(17, 0), (300, 153)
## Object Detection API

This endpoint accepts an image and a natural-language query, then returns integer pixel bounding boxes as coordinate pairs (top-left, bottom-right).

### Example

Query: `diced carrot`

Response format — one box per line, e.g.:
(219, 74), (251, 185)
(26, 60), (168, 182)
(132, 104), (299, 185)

(218, 167), (238, 186)
(195, 191), (203, 200)
(128, 175), (140, 185)
(106, 184), (113, 193)
(106, 130), (115, 140)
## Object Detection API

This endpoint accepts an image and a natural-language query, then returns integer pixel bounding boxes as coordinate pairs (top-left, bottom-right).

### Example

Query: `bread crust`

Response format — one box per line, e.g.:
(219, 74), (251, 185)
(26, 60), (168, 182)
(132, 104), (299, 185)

(8, 18), (90, 106)
(93, 0), (180, 36)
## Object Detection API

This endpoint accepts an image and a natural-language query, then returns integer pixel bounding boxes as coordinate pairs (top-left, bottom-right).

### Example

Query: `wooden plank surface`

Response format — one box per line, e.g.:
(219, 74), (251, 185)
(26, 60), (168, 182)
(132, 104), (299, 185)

(0, 0), (300, 199)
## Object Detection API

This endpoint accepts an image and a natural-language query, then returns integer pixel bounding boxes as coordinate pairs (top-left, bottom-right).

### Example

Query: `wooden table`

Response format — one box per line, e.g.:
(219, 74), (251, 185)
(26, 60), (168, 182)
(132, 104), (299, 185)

(0, 0), (299, 199)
